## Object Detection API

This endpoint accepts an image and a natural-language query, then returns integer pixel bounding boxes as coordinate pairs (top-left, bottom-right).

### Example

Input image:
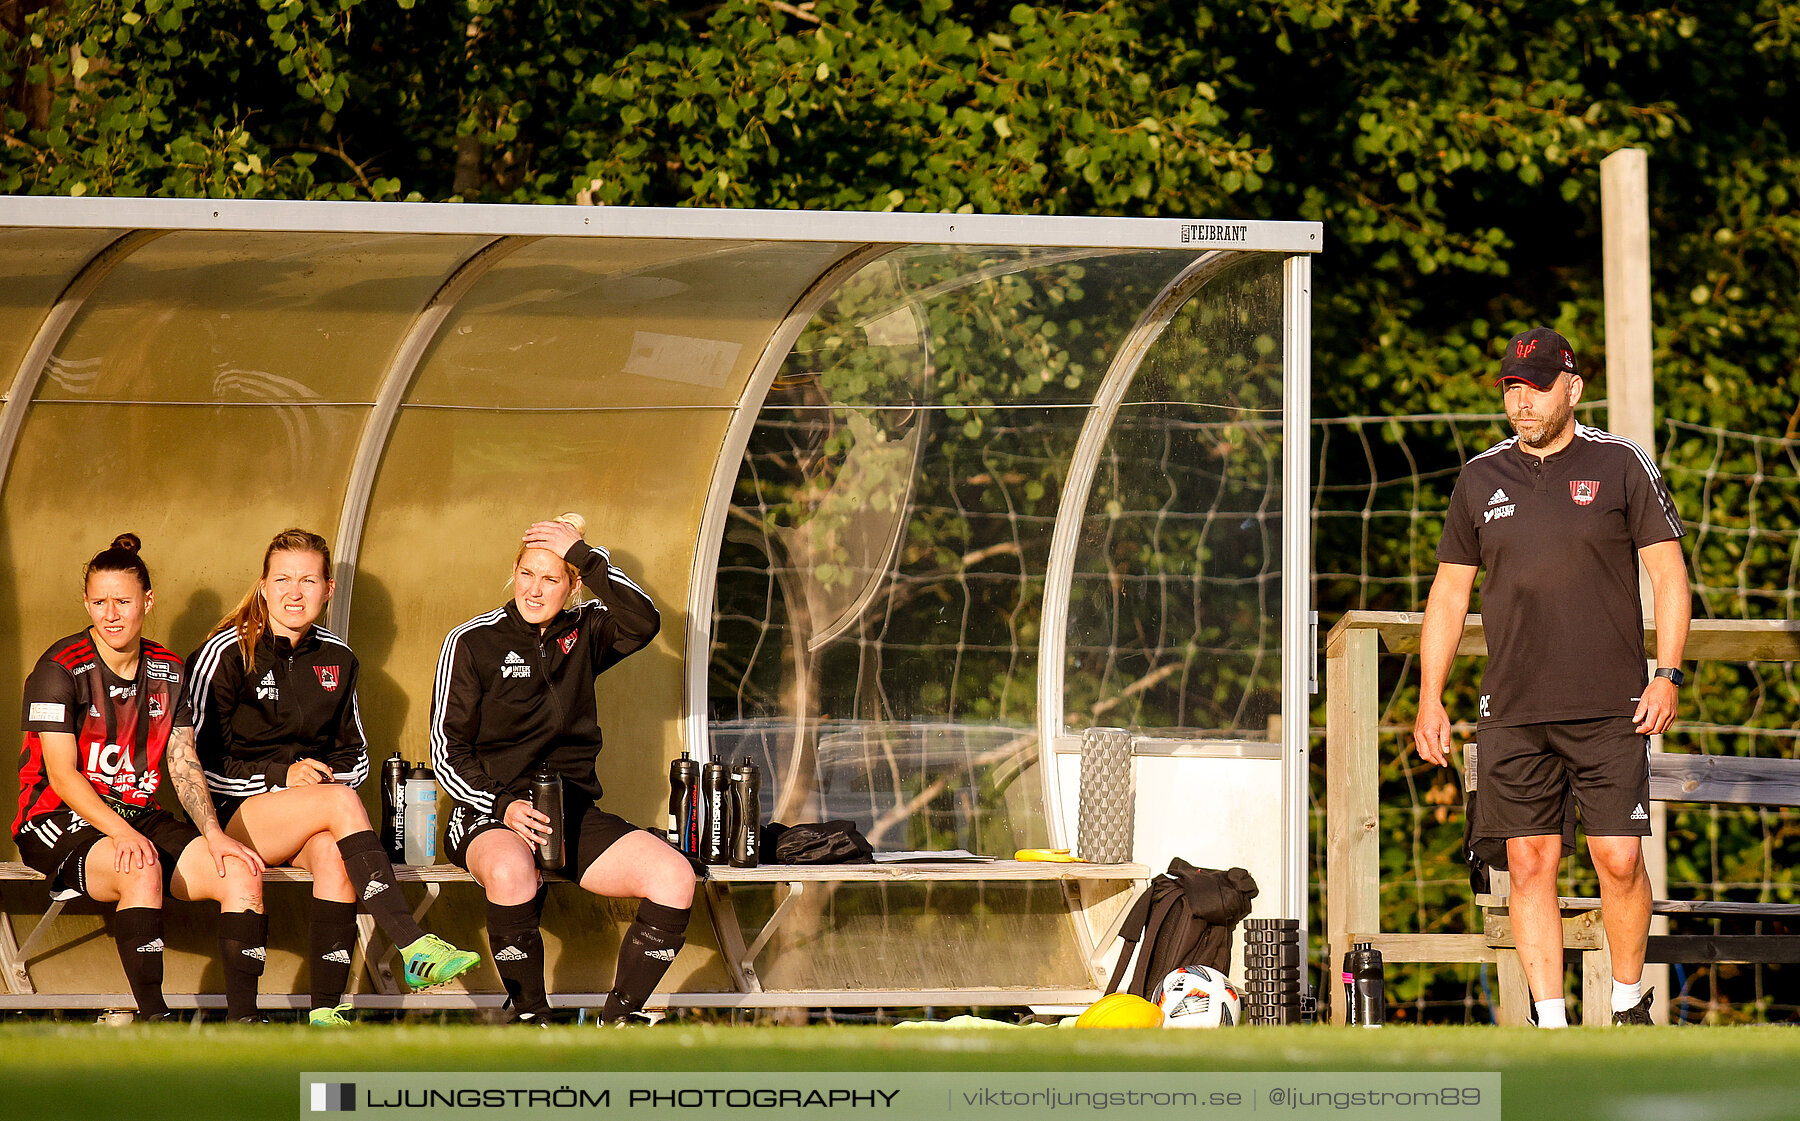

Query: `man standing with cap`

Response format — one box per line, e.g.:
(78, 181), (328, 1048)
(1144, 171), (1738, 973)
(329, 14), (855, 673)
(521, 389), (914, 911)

(1413, 326), (1691, 1027)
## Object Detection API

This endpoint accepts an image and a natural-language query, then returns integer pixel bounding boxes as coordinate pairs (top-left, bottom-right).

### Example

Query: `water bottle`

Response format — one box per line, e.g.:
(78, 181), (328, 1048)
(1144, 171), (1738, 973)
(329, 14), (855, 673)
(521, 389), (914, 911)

(403, 764), (439, 866)
(700, 760), (731, 866)
(1343, 941), (1385, 1027)
(669, 750), (699, 855)
(531, 766), (565, 872)
(729, 757), (761, 869)
(381, 752), (407, 862)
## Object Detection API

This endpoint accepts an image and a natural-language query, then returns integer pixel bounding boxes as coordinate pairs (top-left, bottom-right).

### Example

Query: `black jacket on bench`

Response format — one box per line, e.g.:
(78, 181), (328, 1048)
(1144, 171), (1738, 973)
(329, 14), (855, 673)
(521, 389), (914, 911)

(186, 625), (369, 798)
(430, 540), (659, 821)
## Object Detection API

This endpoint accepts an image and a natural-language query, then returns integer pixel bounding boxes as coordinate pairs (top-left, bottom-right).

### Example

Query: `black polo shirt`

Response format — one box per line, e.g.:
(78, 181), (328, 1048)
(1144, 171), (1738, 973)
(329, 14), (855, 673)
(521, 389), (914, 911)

(1436, 422), (1685, 728)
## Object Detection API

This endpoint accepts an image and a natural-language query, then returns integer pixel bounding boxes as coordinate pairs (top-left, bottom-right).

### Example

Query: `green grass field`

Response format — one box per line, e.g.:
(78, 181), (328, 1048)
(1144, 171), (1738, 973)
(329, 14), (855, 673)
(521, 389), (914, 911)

(4, 1021), (1799, 1120)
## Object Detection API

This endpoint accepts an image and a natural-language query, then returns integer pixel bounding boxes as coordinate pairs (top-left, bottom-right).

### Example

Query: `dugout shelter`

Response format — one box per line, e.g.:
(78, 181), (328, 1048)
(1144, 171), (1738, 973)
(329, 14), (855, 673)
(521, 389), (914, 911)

(0, 197), (1319, 1009)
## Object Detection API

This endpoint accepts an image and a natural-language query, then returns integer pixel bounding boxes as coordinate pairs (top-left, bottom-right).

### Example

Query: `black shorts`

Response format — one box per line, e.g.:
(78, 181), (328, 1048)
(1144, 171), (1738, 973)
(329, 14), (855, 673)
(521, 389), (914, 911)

(1473, 717), (1652, 841)
(444, 795), (641, 880)
(13, 808), (201, 901)
(214, 793), (253, 829)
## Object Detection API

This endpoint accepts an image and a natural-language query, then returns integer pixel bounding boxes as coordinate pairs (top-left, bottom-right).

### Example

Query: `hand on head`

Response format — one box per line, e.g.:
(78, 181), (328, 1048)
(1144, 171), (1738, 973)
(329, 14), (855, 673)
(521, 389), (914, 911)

(522, 519), (582, 560)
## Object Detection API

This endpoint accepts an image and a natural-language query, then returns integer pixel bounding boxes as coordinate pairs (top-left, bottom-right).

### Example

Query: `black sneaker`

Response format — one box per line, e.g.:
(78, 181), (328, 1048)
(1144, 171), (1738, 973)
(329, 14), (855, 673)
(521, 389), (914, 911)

(513, 1011), (554, 1029)
(602, 1012), (661, 1028)
(1611, 988), (1655, 1026)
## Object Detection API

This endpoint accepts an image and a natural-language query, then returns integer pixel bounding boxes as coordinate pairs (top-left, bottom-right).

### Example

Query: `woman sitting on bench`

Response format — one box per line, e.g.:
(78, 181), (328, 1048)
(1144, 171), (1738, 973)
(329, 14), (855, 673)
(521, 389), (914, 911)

(431, 514), (690, 1026)
(187, 528), (480, 1026)
(13, 534), (266, 1022)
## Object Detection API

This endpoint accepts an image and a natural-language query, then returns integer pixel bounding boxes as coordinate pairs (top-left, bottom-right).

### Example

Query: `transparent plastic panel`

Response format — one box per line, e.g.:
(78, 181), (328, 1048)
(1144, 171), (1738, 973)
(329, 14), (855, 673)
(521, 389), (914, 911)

(1064, 253), (1287, 737)
(732, 882), (1098, 991)
(0, 228), (121, 393)
(350, 406), (722, 827)
(408, 238), (853, 411)
(0, 404), (362, 855)
(712, 404), (1083, 849)
(780, 246), (1197, 407)
(40, 232), (486, 402)
(709, 247), (1206, 852)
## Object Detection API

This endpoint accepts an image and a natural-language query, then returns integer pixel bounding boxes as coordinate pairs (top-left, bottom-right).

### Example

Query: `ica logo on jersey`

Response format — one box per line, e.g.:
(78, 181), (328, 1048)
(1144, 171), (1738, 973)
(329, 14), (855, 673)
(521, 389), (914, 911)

(85, 741), (136, 782)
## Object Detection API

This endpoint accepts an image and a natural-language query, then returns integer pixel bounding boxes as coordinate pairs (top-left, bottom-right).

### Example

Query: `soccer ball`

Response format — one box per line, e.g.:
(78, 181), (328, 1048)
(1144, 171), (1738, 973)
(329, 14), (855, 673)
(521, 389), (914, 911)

(1073, 992), (1165, 1028)
(1154, 965), (1241, 1028)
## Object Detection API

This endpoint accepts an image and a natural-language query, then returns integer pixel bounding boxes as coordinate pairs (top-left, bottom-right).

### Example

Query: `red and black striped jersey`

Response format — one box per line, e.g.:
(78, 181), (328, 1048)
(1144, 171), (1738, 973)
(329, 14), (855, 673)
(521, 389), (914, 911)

(13, 631), (191, 839)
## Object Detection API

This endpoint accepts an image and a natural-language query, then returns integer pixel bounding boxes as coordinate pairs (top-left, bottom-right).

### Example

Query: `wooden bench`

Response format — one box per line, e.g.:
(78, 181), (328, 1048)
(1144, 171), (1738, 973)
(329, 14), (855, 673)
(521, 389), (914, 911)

(0, 861), (499, 1001)
(1326, 610), (1800, 1026)
(2, 857), (1150, 1011)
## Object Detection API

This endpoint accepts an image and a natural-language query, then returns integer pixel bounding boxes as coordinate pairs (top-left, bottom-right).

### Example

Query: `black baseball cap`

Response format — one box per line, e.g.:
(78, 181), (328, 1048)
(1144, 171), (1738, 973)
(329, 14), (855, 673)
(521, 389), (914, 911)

(1496, 326), (1578, 389)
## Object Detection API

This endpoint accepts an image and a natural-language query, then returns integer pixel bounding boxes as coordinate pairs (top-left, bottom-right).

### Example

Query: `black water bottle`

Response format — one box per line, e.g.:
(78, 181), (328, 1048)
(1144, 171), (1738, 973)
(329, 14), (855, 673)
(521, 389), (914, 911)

(531, 766), (565, 872)
(381, 752), (407, 862)
(729, 757), (761, 868)
(700, 760), (731, 866)
(669, 750), (700, 855)
(1343, 941), (1385, 1027)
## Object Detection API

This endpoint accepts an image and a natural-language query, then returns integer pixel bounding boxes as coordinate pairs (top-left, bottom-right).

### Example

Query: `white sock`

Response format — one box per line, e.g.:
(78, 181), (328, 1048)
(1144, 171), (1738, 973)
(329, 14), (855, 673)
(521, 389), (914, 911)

(1533, 998), (1568, 1028)
(1612, 979), (1644, 1013)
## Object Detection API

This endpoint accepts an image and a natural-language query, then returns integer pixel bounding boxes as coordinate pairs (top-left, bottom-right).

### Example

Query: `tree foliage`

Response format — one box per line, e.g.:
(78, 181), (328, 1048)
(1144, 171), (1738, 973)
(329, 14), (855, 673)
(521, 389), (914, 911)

(6, 0), (1795, 431)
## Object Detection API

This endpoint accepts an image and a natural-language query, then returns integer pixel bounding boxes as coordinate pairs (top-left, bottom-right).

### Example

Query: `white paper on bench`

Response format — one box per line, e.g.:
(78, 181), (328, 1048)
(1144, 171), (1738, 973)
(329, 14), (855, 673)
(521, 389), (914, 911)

(869, 850), (993, 863)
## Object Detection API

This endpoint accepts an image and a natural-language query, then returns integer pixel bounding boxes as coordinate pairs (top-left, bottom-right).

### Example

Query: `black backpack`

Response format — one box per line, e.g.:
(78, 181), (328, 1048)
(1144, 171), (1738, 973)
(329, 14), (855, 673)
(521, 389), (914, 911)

(1106, 859), (1259, 999)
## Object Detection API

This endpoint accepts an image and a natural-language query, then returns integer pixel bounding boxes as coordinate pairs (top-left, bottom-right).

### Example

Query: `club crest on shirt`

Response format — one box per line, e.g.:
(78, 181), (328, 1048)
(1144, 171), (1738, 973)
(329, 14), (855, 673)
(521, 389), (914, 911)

(559, 630), (578, 655)
(314, 665), (340, 691)
(1571, 480), (1600, 506)
(147, 696), (164, 719)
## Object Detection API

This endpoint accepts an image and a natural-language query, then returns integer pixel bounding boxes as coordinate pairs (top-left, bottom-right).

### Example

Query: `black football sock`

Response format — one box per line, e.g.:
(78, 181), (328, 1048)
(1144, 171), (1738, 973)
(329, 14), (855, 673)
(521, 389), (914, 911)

(487, 898), (549, 1017)
(310, 898), (360, 1010)
(114, 907), (169, 1019)
(601, 900), (689, 1022)
(218, 909), (268, 1021)
(337, 831), (426, 948)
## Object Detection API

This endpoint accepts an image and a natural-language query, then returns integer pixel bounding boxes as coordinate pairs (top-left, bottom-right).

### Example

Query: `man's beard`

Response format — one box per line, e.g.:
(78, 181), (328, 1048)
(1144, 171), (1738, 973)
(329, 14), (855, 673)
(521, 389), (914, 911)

(1511, 407), (1571, 448)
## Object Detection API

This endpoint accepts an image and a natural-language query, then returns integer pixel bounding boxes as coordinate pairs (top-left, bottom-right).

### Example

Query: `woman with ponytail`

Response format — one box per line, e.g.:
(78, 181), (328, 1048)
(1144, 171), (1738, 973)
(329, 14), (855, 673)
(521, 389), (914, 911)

(432, 514), (686, 1026)
(14, 534), (266, 1022)
(187, 529), (479, 1026)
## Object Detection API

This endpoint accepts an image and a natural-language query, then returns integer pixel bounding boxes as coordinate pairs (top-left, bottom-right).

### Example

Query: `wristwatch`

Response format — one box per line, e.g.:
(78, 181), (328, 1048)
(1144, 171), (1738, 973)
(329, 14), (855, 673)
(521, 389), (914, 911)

(1654, 667), (1686, 687)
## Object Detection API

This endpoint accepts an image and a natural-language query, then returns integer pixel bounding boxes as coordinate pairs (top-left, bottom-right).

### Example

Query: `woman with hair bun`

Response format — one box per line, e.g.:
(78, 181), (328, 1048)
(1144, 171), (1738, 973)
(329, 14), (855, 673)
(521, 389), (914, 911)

(187, 528), (479, 1026)
(432, 514), (686, 1026)
(13, 534), (266, 1022)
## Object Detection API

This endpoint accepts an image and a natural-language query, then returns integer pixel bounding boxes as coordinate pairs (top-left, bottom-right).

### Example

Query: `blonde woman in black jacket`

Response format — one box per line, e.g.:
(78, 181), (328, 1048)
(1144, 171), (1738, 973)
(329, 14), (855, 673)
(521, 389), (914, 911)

(431, 514), (689, 1026)
(189, 528), (479, 1025)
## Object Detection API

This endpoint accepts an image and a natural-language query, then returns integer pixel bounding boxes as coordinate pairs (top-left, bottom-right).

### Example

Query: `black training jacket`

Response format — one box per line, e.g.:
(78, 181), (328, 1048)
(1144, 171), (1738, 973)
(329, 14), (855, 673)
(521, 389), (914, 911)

(430, 540), (660, 819)
(186, 624), (369, 798)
